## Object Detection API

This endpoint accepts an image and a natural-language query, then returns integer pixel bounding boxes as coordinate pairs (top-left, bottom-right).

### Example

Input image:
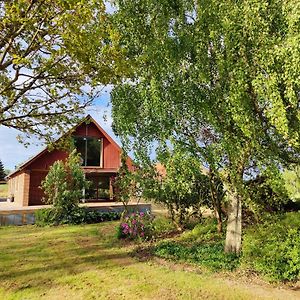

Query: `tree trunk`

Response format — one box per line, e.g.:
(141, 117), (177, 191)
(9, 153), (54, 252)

(216, 209), (223, 233)
(224, 190), (242, 254)
(209, 171), (223, 234)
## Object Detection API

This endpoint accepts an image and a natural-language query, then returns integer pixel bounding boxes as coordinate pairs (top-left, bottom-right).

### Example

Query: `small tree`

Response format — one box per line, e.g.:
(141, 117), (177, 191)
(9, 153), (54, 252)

(160, 156), (212, 230)
(112, 152), (133, 215)
(41, 150), (89, 224)
(0, 160), (6, 181)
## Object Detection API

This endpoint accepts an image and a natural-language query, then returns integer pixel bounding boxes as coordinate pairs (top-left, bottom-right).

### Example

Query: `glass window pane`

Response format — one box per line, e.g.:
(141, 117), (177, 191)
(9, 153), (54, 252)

(73, 137), (86, 166)
(73, 137), (102, 166)
(86, 138), (101, 166)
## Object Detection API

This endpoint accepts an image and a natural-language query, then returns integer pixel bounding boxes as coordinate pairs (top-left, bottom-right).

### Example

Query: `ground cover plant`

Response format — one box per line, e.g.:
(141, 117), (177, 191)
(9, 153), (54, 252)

(153, 218), (239, 272)
(1, 222), (299, 299)
(242, 212), (300, 282)
(152, 213), (300, 282)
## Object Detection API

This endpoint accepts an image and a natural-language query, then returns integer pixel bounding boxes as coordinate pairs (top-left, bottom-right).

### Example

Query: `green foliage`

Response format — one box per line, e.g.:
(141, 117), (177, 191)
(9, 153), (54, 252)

(151, 216), (177, 236)
(141, 150), (213, 229)
(0, 160), (6, 181)
(245, 174), (290, 215)
(153, 218), (239, 271)
(35, 206), (91, 226)
(0, 0), (130, 141)
(154, 242), (239, 272)
(41, 150), (89, 225)
(242, 212), (300, 281)
(35, 207), (121, 226)
(112, 152), (132, 207)
(35, 208), (54, 226)
(181, 218), (223, 242)
(153, 213), (300, 281)
(283, 166), (300, 202)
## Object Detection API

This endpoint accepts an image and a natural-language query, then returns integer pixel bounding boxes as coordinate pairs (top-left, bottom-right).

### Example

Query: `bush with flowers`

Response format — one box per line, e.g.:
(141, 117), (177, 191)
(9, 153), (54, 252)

(116, 211), (154, 240)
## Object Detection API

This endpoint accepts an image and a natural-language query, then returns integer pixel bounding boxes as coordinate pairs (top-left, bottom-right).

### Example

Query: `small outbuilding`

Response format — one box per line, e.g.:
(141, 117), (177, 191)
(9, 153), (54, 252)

(7, 115), (132, 206)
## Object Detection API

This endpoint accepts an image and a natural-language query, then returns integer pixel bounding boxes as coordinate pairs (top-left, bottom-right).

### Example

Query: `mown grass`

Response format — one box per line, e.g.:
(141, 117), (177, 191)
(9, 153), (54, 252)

(0, 183), (8, 198)
(0, 220), (298, 299)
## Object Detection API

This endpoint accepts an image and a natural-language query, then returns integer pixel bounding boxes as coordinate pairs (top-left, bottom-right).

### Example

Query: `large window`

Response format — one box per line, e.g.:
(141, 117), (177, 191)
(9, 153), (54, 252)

(74, 137), (102, 167)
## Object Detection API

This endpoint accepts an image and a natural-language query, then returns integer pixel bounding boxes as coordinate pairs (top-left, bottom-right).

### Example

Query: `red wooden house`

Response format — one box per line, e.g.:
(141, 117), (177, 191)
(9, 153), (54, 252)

(7, 115), (132, 206)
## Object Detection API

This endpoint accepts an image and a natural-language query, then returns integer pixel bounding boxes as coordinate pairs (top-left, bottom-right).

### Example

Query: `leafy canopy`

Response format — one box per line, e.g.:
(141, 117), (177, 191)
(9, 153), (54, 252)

(0, 0), (129, 142)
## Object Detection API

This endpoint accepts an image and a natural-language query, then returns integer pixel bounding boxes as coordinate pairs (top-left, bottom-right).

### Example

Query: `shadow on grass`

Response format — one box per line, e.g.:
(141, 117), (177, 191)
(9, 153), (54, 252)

(0, 223), (137, 293)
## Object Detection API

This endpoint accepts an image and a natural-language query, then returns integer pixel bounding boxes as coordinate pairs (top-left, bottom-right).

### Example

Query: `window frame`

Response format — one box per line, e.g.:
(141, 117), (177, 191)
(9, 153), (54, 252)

(73, 136), (103, 168)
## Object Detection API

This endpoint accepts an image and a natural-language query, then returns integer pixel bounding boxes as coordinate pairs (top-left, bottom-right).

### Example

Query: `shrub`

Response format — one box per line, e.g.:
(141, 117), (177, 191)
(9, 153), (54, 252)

(151, 216), (177, 237)
(35, 207), (87, 225)
(35, 207), (121, 226)
(242, 212), (300, 281)
(116, 211), (154, 240)
(136, 151), (224, 231)
(41, 150), (90, 225)
(84, 210), (121, 224)
(35, 208), (55, 226)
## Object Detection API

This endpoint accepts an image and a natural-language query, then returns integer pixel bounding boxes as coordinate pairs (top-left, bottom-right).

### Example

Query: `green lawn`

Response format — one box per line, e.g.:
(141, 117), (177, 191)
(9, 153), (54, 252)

(0, 222), (298, 300)
(0, 183), (8, 198)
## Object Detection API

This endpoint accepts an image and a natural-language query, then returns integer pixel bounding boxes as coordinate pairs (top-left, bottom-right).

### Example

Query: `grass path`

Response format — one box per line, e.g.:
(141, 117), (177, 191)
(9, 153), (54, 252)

(0, 183), (8, 198)
(0, 222), (299, 300)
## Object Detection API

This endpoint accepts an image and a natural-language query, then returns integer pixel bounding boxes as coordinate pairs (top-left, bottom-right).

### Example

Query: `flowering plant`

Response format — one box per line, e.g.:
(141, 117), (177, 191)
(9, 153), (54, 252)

(117, 211), (154, 240)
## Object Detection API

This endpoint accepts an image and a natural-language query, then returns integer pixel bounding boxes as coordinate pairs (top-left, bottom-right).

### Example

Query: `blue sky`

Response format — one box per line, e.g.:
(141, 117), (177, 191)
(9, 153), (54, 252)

(0, 89), (120, 171)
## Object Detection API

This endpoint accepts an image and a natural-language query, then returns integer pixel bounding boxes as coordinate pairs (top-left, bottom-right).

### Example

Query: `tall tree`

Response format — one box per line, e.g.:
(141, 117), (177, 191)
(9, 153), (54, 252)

(0, 0), (129, 142)
(0, 160), (6, 181)
(111, 0), (300, 253)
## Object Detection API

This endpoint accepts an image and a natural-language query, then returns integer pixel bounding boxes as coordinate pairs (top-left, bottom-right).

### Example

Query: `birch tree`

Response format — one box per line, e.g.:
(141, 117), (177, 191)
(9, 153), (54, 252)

(111, 0), (300, 253)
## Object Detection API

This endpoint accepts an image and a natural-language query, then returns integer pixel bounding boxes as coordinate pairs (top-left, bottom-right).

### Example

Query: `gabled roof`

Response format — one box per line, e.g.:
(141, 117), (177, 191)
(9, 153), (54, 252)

(7, 115), (124, 178)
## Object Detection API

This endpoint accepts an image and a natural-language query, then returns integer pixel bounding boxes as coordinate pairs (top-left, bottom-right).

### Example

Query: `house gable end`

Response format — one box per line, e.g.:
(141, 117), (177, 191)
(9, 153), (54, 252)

(7, 115), (129, 177)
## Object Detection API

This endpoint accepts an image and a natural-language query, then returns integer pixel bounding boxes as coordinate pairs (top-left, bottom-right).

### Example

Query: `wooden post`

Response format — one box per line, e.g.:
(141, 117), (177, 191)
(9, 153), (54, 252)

(109, 176), (114, 200)
(22, 171), (30, 206)
(96, 177), (99, 201)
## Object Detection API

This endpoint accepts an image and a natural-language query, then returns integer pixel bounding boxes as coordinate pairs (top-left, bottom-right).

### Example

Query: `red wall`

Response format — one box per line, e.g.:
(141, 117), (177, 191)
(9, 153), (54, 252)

(73, 122), (121, 169)
(28, 150), (68, 170)
(26, 121), (124, 205)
